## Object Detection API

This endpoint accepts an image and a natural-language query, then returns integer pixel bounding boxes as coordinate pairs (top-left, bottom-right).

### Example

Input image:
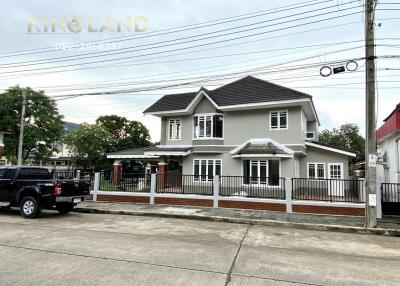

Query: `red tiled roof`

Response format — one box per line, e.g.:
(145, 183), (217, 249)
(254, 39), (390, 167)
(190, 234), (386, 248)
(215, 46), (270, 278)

(377, 103), (400, 141)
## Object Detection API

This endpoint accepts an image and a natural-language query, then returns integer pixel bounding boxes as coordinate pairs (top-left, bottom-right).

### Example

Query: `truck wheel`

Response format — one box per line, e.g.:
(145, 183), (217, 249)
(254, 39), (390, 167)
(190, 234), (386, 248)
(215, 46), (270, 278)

(20, 196), (41, 219)
(57, 204), (73, 214)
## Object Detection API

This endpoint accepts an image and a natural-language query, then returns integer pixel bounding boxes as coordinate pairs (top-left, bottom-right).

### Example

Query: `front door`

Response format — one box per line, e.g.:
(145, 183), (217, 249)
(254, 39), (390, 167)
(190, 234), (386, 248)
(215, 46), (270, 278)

(328, 163), (344, 197)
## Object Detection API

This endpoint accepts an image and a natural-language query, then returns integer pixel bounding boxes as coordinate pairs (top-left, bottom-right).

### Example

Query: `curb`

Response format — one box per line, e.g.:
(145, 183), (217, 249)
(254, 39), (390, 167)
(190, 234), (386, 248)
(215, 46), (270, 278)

(74, 206), (400, 237)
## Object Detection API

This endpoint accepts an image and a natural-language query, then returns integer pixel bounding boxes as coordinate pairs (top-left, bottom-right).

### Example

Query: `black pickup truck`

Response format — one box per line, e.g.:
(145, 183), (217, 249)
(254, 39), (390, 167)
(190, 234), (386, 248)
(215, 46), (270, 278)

(0, 166), (90, 218)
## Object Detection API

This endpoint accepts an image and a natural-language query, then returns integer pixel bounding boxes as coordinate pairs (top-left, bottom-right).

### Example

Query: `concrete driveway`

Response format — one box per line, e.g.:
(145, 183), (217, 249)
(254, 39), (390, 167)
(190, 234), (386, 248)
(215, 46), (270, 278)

(0, 209), (399, 286)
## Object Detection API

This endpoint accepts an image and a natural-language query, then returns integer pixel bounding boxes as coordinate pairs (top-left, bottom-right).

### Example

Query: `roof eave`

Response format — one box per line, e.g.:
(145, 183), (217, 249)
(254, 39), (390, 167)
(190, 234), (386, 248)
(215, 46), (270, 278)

(305, 142), (356, 157)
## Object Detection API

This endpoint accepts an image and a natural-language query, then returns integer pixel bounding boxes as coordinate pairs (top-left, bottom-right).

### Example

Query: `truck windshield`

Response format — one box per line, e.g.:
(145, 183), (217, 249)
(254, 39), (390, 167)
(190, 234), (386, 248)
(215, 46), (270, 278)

(17, 168), (51, 180)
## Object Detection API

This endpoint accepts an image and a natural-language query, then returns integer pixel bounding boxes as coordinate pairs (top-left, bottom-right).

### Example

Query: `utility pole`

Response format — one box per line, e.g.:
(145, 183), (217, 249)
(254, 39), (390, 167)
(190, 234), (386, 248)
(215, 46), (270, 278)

(365, 0), (377, 228)
(17, 89), (27, 166)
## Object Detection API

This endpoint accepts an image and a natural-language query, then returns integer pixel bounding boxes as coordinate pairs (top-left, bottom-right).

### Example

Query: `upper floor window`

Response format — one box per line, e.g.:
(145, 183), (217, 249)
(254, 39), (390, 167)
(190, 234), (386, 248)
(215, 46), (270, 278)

(193, 114), (223, 139)
(270, 110), (288, 130)
(168, 119), (181, 140)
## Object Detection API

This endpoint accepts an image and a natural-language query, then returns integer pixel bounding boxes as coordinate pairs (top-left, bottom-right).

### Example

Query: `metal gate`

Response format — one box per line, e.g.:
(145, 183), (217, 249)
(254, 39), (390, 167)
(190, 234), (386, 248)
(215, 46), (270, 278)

(381, 183), (400, 215)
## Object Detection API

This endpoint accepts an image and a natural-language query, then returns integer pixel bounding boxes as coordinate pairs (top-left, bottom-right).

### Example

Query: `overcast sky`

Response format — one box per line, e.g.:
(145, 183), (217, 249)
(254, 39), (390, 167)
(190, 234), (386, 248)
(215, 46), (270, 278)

(0, 0), (399, 142)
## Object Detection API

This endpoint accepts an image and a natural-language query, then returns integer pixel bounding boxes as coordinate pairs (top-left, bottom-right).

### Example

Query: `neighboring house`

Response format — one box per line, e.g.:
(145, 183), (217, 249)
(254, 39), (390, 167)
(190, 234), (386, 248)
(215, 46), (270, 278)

(108, 76), (355, 187)
(377, 103), (400, 184)
(42, 121), (80, 171)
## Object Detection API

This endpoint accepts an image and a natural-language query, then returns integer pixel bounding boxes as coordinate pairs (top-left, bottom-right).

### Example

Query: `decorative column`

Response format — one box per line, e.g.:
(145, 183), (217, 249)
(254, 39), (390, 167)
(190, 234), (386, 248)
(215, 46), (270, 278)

(113, 160), (122, 187)
(158, 161), (168, 190)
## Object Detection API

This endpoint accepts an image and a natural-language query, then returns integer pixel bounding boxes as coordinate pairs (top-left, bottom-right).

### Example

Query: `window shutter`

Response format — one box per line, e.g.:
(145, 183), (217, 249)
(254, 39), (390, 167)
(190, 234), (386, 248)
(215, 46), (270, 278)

(243, 160), (250, 184)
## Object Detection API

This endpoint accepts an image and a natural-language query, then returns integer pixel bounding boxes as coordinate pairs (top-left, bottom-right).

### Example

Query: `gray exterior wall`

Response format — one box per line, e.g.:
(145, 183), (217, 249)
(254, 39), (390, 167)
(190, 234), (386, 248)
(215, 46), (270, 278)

(299, 146), (350, 179)
(158, 96), (352, 179)
(306, 121), (319, 141)
(162, 97), (312, 146)
(224, 106), (304, 145)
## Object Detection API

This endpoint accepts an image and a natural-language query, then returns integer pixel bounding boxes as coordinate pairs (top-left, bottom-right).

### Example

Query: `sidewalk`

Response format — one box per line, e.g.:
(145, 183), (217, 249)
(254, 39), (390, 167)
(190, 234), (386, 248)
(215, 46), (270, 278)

(75, 201), (400, 236)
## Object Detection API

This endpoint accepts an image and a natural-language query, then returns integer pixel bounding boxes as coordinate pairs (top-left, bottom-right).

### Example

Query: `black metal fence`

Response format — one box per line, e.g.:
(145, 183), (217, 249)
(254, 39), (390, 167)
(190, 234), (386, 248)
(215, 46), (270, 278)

(156, 173), (213, 195)
(381, 183), (400, 203)
(219, 176), (285, 199)
(99, 172), (150, 192)
(292, 178), (364, 203)
(52, 171), (94, 188)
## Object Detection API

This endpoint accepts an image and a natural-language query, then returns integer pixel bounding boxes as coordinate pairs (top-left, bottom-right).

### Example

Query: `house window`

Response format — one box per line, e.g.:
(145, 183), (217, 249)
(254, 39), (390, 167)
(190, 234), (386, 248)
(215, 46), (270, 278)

(193, 159), (222, 181)
(243, 160), (280, 186)
(306, 132), (315, 140)
(270, 111), (288, 130)
(193, 114), (223, 139)
(168, 119), (181, 140)
(307, 163), (325, 179)
(328, 163), (343, 179)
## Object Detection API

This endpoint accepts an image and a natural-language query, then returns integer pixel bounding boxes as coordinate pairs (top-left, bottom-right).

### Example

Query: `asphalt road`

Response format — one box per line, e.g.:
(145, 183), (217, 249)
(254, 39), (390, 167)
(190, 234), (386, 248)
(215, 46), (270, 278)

(0, 209), (399, 286)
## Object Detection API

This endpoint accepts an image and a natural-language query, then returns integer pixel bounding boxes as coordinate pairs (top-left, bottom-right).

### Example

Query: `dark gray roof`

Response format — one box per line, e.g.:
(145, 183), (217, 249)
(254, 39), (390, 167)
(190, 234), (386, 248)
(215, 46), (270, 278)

(144, 91), (198, 113)
(144, 76), (311, 113)
(308, 141), (354, 153)
(107, 147), (150, 156)
(63, 121), (80, 134)
(145, 146), (192, 152)
(237, 142), (290, 155)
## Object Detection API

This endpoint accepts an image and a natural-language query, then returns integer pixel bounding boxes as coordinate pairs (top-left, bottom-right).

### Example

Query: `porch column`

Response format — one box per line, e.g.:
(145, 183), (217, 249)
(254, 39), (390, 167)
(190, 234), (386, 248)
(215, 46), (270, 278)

(113, 160), (122, 186)
(158, 162), (168, 190)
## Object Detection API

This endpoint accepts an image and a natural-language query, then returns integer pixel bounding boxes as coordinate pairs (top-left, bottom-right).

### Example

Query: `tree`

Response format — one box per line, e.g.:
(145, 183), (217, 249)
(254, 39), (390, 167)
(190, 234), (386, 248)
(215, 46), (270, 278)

(0, 86), (63, 164)
(96, 115), (151, 151)
(318, 123), (365, 163)
(63, 123), (114, 170)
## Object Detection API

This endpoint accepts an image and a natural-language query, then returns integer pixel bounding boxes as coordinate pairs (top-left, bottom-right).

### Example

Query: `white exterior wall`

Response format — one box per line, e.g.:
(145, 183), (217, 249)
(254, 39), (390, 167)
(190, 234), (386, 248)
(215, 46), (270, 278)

(377, 133), (400, 184)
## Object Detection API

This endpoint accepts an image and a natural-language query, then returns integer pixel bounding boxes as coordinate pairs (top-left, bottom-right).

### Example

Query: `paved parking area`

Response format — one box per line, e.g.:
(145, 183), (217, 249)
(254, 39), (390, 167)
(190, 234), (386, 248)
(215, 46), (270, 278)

(0, 209), (399, 285)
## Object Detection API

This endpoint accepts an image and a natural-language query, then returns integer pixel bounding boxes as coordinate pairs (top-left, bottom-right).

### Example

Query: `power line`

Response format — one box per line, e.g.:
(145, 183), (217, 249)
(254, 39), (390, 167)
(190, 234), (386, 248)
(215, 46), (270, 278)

(6, 17), (400, 80)
(0, 0), (332, 57)
(0, 6), (364, 76)
(0, 1), (361, 68)
(33, 45), (364, 93)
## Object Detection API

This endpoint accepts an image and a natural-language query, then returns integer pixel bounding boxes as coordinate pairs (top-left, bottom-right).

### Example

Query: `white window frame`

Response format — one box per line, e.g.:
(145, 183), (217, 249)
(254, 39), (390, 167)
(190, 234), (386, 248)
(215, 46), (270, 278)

(269, 110), (288, 130)
(193, 113), (224, 140)
(327, 163), (344, 179)
(307, 162), (326, 179)
(168, 118), (182, 141)
(242, 159), (281, 187)
(306, 131), (315, 140)
(294, 160), (300, 178)
(193, 158), (222, 182)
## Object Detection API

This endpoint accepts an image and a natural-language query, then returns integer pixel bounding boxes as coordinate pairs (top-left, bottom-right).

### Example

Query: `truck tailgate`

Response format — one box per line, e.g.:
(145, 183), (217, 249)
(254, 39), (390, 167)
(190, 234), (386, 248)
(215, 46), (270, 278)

(58, 180), (90, 197)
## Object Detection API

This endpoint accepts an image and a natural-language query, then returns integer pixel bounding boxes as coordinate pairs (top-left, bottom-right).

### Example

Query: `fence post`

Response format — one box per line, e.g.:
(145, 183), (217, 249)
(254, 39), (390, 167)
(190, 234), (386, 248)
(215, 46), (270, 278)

(76, 170), (81, 180)
(93, 172), (100, 202)
(285, 177), (292, 213)
(150, 173), (156, 205)
(213, 175), (219, 208)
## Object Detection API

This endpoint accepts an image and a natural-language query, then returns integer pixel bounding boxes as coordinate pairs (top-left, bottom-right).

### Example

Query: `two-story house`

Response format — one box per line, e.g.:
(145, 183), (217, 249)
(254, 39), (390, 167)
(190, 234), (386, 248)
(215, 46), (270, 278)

(108, 76), (355, 187)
